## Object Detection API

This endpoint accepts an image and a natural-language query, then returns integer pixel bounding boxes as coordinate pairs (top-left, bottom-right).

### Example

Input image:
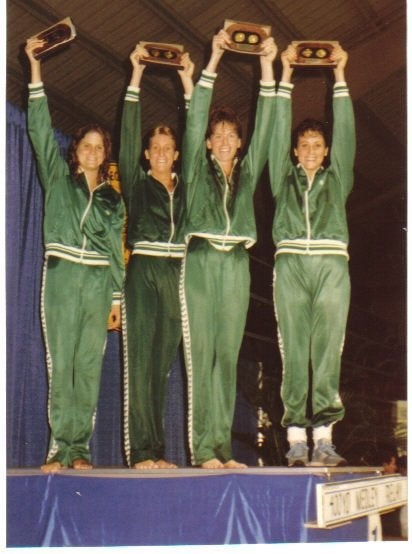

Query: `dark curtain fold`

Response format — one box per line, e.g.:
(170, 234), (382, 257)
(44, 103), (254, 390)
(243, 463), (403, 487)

(6, 101), (187, 468)
(6, 101), (56, 467)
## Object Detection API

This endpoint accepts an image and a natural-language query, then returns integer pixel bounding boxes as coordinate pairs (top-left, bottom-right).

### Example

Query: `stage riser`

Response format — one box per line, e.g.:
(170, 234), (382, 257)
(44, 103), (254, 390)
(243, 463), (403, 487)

(7, 470), (370, 546)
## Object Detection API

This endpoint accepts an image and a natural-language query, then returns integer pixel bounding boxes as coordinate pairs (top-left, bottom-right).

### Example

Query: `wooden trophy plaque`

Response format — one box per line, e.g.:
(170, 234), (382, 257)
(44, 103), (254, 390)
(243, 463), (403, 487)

(223, 19), (271, 55)
(138, 41), (185, 69)
(291, 41), (339, 68)
(30, 17), (76, 59)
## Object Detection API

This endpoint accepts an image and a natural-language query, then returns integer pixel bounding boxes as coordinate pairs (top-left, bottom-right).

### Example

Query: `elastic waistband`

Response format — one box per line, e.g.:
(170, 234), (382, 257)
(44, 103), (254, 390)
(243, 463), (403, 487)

(186, 232), (255, 252)
(275, 239), (349, 259)
(45, 243), (110, 265)
(132, 241), (185, 258)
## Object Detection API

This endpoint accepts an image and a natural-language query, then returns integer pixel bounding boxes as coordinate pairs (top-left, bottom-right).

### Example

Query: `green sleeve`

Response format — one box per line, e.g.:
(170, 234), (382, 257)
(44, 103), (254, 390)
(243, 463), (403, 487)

(109, 196), (126, 301)
(27, 83), (69, 190)
(242, 80), (276, 190)
(118, 87), (146, 207)
(268, 82), (294, 199)
(330, 83), (356, 198)
(181, 71), (215, 210)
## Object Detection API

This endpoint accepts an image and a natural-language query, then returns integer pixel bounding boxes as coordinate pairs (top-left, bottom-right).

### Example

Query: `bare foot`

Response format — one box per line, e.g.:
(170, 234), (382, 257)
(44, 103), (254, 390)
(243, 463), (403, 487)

(40, 461), (64, 473)
(156, 459), (178, 469)
(72, 458), (93, 470)
(223, 459), (248, 469)
(132, 459), (158, 469)
(200, 458), (224, 469)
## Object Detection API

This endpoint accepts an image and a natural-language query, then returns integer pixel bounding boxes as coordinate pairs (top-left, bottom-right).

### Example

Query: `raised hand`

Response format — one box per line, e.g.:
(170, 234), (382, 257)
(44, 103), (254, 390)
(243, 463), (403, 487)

(178, 52), (195, 96)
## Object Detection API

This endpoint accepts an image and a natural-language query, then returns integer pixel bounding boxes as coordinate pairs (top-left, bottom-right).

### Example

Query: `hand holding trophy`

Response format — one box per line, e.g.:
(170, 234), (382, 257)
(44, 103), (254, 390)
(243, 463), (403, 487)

(138, 41), (186, 70)
(291, 40), (340, 68)
(28, 17), (76, 59)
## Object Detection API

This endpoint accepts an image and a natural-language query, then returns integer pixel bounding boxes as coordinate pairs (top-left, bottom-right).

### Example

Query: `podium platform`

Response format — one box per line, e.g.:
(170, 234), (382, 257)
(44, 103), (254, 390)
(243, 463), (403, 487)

(8, 466), (405, 547)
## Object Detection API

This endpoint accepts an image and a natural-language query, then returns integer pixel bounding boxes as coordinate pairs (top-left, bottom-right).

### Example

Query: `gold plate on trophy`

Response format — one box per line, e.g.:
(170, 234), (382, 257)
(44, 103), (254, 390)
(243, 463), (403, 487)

(223, 19), (271, 55)
(139, 41), (185, 69)
(30, 17), (76, 59)
(291, 41), (339, 68)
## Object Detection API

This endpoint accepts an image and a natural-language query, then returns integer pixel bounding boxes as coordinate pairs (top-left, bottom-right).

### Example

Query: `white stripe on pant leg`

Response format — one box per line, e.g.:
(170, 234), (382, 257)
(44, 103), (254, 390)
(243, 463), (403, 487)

(272, 266), (288, 398)
(40, 260), (59, 462)
(121, 289), (132, 467)
(178, 245), (196, 466)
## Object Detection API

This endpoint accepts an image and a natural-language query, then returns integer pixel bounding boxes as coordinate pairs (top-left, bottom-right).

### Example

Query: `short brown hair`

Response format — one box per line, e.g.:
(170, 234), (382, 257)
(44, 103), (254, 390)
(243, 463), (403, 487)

(144, 125), (178, 150)
(206, 106), (242, 140)
(293, 118), (329, 148)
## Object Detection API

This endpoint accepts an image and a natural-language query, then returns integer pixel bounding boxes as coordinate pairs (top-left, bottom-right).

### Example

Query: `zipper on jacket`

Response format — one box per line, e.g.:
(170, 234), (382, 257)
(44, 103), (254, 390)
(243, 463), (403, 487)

(304, 174), (314, 253)
(214, 156), (237, 247)
(167, 189), (175, 256)
(79, 179), (105, 261)
(222, 181), (231, 242)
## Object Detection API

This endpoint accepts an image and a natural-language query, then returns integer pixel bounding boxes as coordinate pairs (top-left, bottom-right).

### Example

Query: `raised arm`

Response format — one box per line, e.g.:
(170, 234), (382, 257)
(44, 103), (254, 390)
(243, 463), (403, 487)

(25, 38), (43, 83)
(25, 38), (67, 189)
(118, 44), (148, 205)
(241, 36), (277, 188)
(205, 29), (229, 73)
(332, 45), (348, 84)
(330, 46), (356, 198)
(279, 43), (295, 85)
(268, 44), (296, 198)
(181, 31), (228, 194)
(177, 52), (195, 99)
(128, 43), (146, 88)
(259, 36), (277, 82)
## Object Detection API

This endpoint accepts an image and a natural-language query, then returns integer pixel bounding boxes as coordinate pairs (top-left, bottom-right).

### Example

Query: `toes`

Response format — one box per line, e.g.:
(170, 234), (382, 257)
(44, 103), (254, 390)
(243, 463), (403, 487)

(200, 458), (224, 469)
(223, 459), (248, 469)
(132, 459), (158, 469)
(156, 459), (178, 469)
(40, 461), (64, 474)
(72, 458), (93, 470)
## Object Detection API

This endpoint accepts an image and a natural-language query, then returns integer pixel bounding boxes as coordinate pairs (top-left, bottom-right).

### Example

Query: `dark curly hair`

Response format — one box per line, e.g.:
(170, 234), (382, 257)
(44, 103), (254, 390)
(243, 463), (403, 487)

(68, 123), (112, 181)
(293, 118), (329, 148)
(206, 106), (242, 140)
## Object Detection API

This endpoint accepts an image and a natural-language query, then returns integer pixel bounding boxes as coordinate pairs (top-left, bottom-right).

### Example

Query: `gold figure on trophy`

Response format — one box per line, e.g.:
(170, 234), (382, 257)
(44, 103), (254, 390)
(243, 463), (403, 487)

(223, 19), (272, 55)
(138, 41), (185, 70)
(291, 40), (340, 68)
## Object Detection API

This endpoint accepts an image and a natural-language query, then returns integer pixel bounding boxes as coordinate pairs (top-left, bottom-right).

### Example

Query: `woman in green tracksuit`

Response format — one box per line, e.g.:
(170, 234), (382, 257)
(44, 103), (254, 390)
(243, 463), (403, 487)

(119, 44), (194, 469)
(180, 30), (277, 469)
(268, 44), (355, 467)
(25, 38), (125, 473)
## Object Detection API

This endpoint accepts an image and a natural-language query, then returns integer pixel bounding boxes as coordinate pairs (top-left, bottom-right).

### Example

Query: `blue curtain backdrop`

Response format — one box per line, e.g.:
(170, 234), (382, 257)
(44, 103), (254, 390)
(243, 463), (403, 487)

(6, 102), (187, 468)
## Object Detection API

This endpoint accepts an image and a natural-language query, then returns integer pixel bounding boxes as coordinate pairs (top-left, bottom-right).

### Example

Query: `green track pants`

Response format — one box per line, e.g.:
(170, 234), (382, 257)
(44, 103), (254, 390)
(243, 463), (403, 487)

(123, 254), (182, 466)
(180, 238), (250, 465)
(42, 257), (112, 466)
(273, 254), (350, 429)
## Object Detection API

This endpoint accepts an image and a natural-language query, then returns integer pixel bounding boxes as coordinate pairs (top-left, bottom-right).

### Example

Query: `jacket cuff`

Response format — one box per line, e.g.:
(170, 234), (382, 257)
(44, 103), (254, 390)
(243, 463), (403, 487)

(333, 82), (349, 97)
(259, 80), (276, 97)
(125, 86), (140, 102)
(112, 292), (122, 304)
(198, 70), (217, 89)
(28, 82), (45, 99)
(277, 81), (294, 99)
